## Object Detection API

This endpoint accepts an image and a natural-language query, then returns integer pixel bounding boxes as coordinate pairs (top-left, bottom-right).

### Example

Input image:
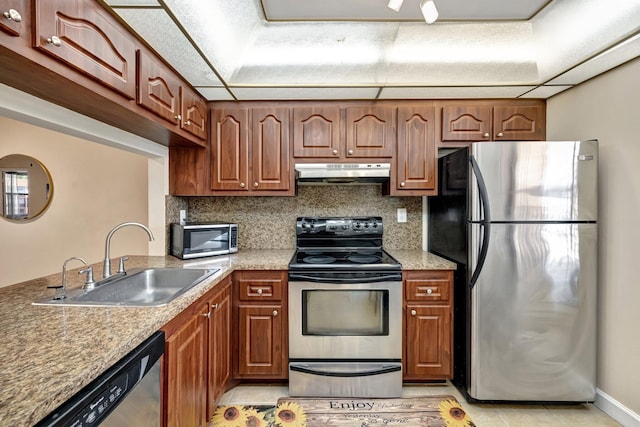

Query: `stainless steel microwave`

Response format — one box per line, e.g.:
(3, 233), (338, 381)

(171, 222), (238, 259)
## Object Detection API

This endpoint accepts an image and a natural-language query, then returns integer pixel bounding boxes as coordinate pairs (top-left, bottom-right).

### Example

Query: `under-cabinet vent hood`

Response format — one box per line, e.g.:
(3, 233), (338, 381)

(295, 163), (390, 185)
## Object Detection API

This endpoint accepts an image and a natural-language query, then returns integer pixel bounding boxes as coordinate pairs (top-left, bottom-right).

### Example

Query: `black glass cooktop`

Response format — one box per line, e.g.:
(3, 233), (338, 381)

(289, 248), (401, 270)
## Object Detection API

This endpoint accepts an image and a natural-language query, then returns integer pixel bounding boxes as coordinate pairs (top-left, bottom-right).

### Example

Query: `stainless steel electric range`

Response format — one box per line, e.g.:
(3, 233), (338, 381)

(288, 216), (403, 398)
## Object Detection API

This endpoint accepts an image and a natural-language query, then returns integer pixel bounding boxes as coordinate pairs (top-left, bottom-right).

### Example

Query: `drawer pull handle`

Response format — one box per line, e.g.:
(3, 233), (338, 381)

(427, 288), (433, 295)
(47, 36), (62, 47)
(411, 309), (417, 316)
(257, 288), (263, 295)
(4, 9), (22, 22)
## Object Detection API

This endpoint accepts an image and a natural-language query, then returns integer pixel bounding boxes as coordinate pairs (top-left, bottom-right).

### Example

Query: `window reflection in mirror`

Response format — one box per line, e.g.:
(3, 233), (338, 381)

(0, 154), (53, 222)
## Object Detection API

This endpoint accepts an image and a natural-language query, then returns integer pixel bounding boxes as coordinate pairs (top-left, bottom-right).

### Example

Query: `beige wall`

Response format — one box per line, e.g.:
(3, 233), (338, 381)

(0, 116), (150, 287)
(547, 58), (640, 416)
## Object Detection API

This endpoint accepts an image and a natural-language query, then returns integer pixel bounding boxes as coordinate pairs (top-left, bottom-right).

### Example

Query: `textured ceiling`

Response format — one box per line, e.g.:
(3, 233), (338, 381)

(104, 0), (640, 100)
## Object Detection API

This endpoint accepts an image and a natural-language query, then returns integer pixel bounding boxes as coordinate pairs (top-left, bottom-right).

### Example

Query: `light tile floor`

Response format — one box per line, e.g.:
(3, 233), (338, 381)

(217, 382), (622, 426)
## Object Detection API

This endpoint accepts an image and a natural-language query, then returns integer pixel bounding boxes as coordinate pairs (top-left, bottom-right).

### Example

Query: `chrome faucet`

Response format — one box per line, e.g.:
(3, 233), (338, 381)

(48, 257), (87, 300)
(103, 222), (154, 279)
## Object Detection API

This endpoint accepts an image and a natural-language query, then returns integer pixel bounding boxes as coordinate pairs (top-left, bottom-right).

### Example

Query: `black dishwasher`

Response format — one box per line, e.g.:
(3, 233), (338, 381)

(36, 331), (165, 427)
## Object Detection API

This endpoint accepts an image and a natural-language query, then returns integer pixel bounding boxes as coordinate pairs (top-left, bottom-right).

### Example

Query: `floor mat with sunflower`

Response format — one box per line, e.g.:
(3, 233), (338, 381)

(213, 396), (475, 426)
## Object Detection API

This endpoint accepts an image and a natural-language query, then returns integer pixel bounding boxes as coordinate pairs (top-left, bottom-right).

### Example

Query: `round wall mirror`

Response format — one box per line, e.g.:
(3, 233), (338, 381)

(0, 154), (53, 222)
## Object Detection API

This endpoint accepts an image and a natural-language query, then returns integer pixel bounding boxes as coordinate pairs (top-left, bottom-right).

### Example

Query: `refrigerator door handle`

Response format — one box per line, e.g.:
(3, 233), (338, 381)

(469, 155), (491, 289)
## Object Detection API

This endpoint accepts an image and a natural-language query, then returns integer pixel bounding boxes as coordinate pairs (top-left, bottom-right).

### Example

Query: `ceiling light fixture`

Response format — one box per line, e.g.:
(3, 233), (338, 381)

(388, 0), (438, 24)
(387, 0), (404, 12)
(419, 0), (439, 24)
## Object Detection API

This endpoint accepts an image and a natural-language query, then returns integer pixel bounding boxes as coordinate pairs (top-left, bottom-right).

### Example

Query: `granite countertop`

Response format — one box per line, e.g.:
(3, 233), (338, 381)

(0, 249), (452, 426)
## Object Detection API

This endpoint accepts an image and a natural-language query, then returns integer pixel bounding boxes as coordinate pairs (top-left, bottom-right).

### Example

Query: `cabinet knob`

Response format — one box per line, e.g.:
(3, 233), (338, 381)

(411, 309), (417, 316)
(257, 288), (263, 295)
(212, 303), (219, 310)
(3, 9), (22, 22)
(497, 132), (504, 137)
(427, 288), (433, 295)
(174, 114), (182, 122)
(483, 132), (490, 138)
(239, 182), (245, 188)
(400, 182), (406, 187)
(272, 310), (278, 316)
(348, 149), (354, 155)
(46, 36), (62, 47)
(332, 149), (338, 155)
(185, 119), (191, 126)
(253, 182), (258, 188)
(201, 311), (211, 319)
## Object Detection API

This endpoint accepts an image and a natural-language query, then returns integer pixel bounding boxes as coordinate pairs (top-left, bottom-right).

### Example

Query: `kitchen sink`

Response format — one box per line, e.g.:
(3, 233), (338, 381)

(33, 267), (220, 307)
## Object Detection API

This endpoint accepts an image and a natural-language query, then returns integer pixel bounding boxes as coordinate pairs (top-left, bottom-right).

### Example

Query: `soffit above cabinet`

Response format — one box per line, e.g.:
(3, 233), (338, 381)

(104, 0), (640, 101)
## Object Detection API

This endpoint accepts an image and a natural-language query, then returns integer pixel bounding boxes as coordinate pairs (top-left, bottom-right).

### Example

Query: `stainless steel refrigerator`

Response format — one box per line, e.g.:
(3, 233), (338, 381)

(428, 140), (598, 402)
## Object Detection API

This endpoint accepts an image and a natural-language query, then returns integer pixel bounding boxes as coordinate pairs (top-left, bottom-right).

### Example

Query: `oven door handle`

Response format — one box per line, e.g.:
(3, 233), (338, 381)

(289, 363), (401, 378)
(288, 273), (402, 283)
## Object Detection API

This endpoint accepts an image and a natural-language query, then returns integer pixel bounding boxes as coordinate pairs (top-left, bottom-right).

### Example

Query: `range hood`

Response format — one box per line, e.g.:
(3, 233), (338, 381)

(295, 163), (390, 185)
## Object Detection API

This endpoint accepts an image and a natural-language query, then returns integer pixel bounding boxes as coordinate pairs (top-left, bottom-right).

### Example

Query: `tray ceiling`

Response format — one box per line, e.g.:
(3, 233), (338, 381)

(104, 0), (640, 100)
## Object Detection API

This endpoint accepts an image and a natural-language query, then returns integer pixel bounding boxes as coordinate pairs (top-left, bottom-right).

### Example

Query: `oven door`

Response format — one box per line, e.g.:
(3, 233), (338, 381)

(288, 281), (402, 360)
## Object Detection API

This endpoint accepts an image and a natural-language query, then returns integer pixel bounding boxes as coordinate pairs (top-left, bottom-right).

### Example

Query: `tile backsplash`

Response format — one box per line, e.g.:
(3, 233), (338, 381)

(166, 186), (423, 251)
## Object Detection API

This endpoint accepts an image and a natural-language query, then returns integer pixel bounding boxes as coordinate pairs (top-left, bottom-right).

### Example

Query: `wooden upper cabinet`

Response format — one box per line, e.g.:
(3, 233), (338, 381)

(138, 50), (207, 143)
(137, 50), (181, 125)
(442, 103), (545, 143)
(345, 107), (395, 158)
(251, 108), (291, 191)
(1, 1), (27, 37)
(211, 108), (249, 191)
(181, 86), (208, 141)
(293, 107), (341, 158)
(393, 106), (436, 195)
(493, 105), (545, 141)
(33, 0), (137, 100)
(442, 105), (492, 142)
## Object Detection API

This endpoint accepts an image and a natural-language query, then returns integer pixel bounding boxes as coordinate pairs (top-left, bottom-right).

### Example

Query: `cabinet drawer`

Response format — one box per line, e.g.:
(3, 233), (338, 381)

(236, 272), (285, 301)
(403, 270), (453, 303)
(405, 279), (450, 302)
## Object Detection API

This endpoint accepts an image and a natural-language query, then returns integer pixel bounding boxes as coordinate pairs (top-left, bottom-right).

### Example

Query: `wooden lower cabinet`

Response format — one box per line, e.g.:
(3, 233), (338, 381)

(207, 282), (232, 417)
(233, 271), (288, 379)
(162, 276), (232, 426)
(403, 270), (454, 380)
(164, 301), (209, 427)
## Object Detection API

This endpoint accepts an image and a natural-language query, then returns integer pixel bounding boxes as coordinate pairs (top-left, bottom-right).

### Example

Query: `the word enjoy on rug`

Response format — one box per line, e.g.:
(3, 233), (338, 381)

(213, 395), (475, 426)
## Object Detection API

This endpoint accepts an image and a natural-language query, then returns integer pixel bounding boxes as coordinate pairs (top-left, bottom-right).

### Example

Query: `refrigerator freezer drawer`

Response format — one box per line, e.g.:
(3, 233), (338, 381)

(469, 222), (597, 402)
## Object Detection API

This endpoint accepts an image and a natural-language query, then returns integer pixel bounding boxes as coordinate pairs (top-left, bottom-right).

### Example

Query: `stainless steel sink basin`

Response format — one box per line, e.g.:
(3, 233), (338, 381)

(34, 267), (220, 307)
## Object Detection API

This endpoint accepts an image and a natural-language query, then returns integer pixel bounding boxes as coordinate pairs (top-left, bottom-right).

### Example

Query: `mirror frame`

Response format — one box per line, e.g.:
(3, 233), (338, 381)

(0, 154), (54, 222)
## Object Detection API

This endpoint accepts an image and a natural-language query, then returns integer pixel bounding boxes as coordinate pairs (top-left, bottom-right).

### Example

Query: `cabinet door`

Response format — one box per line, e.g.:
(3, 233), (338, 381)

(345, 107), (395, 158)
(211, 108), (249, 191)
(442, 106), (492, 142)
(181, 86), (208, 141)
(251, 108), (291, 191)
(493, 105), (545, 141)
(34, 0), (136, 99)
(1, 1), (27, 36)
(208, 283), (231, 417)
(293, 107), (341, 158)
(396, 106), (436, 192)
(405, 305), (452, 379)
(165, 303), (209, 427)
(237, 304), (285, 377)
(137, 50), (182, 125)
